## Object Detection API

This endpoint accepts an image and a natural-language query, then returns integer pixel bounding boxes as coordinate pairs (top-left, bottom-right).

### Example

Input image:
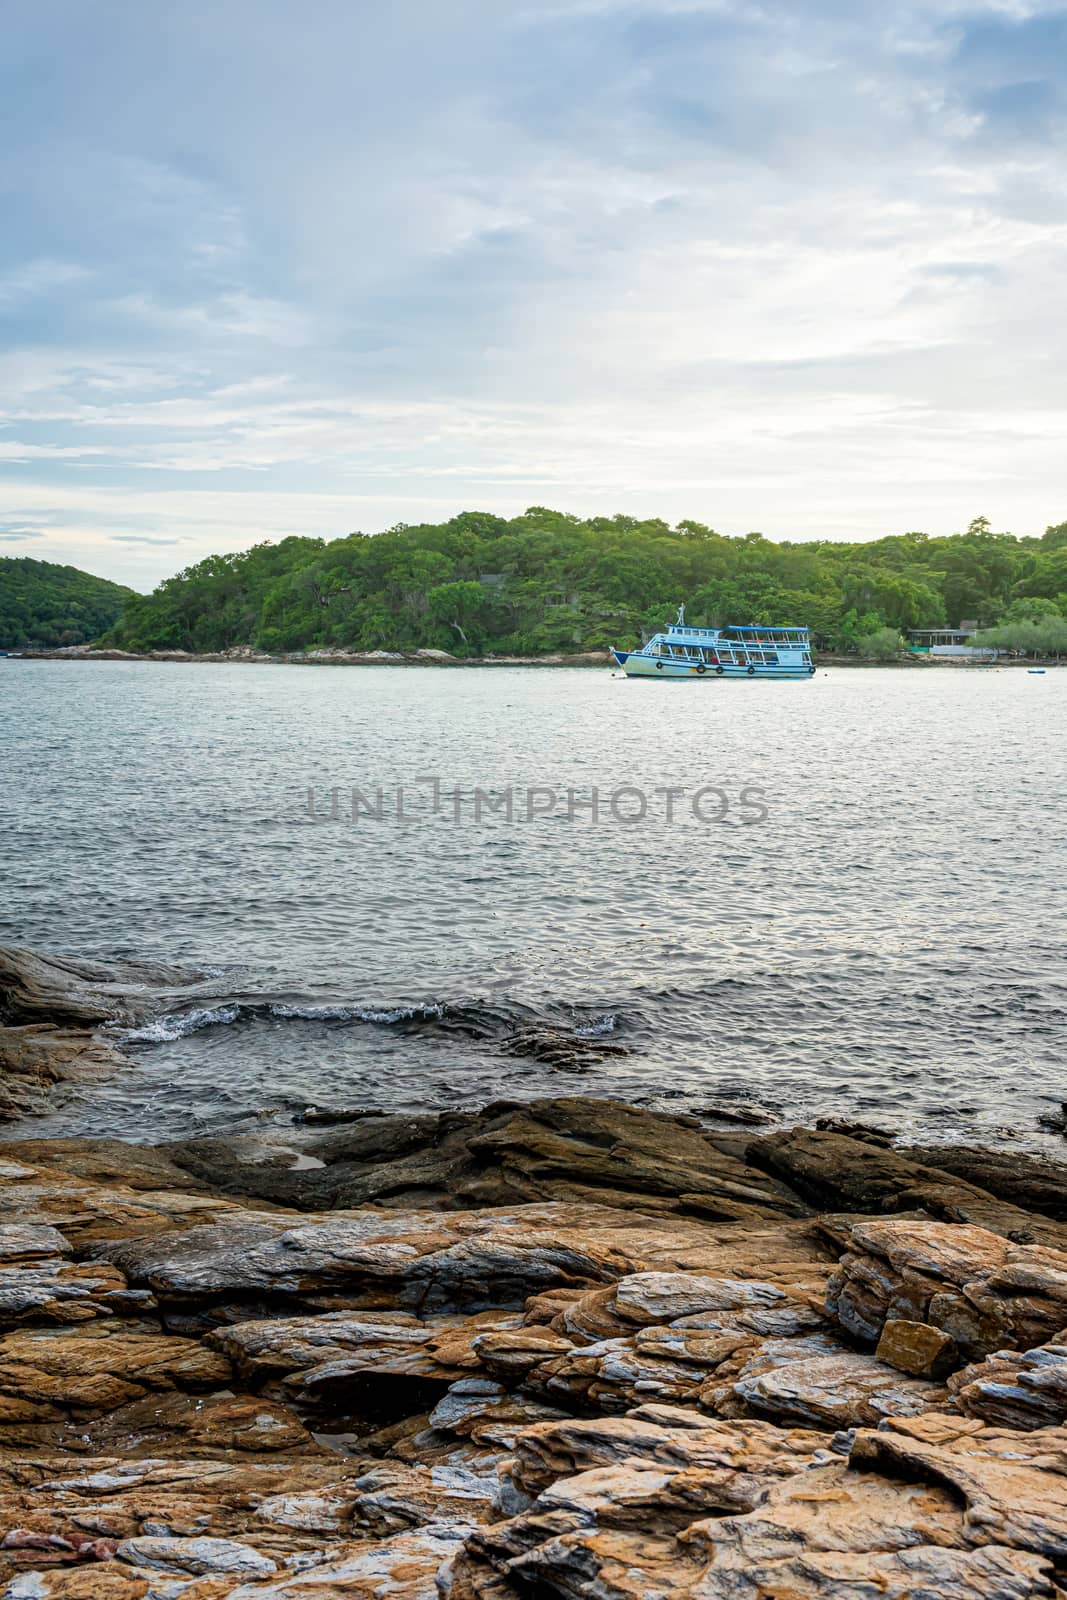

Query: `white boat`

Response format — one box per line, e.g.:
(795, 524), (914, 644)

(612, 607), (814, 680)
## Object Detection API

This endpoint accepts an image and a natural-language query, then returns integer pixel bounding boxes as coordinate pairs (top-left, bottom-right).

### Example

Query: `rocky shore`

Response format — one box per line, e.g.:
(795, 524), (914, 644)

(6, 647), (611, 668)
(8, 646), (1056, 669)
(3, 947), (1067, 1597)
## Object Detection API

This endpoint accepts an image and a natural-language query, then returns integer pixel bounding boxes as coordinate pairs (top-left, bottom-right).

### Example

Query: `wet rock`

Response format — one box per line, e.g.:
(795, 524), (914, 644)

(749, 1127), (1067, 1248)
(903, 1143), (1067, 1222)
(827, 1217), (1067, 1357)
(0, 948), (203, 1031)
(876, 1318), (958, 1378)
(814, 1117), (895, 1146)
(0, 1032), (127, 1123)
(156, 1099), (811, 1221)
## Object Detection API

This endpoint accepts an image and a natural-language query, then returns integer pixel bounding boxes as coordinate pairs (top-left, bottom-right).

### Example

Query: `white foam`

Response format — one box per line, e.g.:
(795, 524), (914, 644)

(574, 1013), (618, 1037)
(122, 1005), (241, 1042)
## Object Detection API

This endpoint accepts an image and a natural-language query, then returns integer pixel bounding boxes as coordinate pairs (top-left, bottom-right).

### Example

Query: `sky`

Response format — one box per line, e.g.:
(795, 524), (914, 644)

(2, 1), (1067, 588)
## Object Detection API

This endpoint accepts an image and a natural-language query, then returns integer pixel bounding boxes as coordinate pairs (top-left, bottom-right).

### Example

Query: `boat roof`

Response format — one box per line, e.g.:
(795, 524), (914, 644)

(664, 621), (808, 634)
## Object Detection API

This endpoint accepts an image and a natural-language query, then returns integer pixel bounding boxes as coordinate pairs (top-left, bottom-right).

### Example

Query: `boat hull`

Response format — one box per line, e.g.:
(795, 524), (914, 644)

(612, 650), (813, 680)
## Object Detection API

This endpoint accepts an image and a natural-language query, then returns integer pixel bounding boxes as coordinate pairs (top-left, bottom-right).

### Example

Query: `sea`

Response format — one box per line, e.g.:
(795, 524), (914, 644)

(2, 659), (1064, 1148)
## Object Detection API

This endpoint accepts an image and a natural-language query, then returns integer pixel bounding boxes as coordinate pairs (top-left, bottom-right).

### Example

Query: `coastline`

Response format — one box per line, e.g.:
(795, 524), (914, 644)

(2, 944), (1067, 1597)
(5, 645), (1059, 668)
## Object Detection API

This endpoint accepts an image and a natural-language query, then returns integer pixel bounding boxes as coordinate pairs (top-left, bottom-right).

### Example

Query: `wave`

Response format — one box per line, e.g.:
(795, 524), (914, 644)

(116, 993), (628, 1058)
(268, 1001), (446, 1024)
(121, 1004), (241, 1042)
(574, 1013), (618, 1037)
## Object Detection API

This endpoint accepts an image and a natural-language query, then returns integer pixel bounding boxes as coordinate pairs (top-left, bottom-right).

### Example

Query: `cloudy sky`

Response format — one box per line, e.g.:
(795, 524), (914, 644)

(2, 0), (1067, 587)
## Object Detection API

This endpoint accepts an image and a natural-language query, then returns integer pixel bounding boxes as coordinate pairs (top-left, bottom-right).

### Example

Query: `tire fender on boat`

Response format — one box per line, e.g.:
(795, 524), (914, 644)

(715, 665), (724, 676)
(696, 663), (706, 675)
(656, 661), (664, 670)
(746, 665), (755, 676)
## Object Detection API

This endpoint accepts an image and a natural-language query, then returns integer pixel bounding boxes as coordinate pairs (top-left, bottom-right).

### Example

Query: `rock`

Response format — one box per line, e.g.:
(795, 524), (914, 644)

(207, 1308), (518, 1394)
(903, 1143), (1067, 1222)
(47, 1392), (317, 1459)
(876, 1318), (958, 1378)
(949, 1342), (1067, 1429)
(470, 1327), (576, 1380)
(2, 1573), (148, 1600)
(0, 948), (203, 1031)
(0, 1227), (71, 1261)
(0, 1455), (376, 1563)
(0, 1032), (127, 1123)
(90, 1204), (832, 1318)
(463, 1422), (1067, 1600)
(345, 1462), (495, 1534)
(827, 1217), (1067, 1356)
(426, 1379), (565, 1446)
(1, 1145), (217, 1196)
(729, 1347), (946, 1428)
(749, 1127), (1067, 1248)
(504, 1404), (832, 1503)
(0, 1324), (232, 1420)
(0, 1260), (133, 1331)
(152, 1098), (811, 1220)
(851, 1420), (1067, 1558)
(117, 1536), (276, 1577)
(4, 1093), (1067, 1599)
(222, 1524), (474, 1600)
(0, 1160), (246, 1252)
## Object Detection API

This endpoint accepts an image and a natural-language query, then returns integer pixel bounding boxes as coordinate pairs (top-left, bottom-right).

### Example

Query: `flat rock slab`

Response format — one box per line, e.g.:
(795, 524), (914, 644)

(89, 1205), (832, 1316)
(152, 1098), (814, 1221)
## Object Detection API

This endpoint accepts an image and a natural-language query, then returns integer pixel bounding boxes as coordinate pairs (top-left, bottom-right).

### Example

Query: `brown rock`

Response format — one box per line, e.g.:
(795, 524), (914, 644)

(876, 1318), (958, 1378)
(827, 1217), (1067, 1357)
(0, 1324), (232, 1420)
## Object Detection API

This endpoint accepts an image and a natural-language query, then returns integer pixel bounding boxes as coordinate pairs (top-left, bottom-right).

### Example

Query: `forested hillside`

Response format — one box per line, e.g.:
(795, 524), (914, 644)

(0, 557), (134, 649)
(102, 509), (1067, 655)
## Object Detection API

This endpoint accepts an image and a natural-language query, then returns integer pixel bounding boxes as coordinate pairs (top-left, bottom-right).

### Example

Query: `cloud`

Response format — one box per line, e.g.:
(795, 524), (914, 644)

(109, 534), (181, 545)
(2, 0), (1067, 585)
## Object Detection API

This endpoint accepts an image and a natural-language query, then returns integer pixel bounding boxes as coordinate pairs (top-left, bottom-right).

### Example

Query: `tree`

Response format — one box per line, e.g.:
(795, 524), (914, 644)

(0, 558), (133, 648)
(96, 509), (1067, 658)
(855, 627), (905, 659)
(427, 581), (489, 651)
